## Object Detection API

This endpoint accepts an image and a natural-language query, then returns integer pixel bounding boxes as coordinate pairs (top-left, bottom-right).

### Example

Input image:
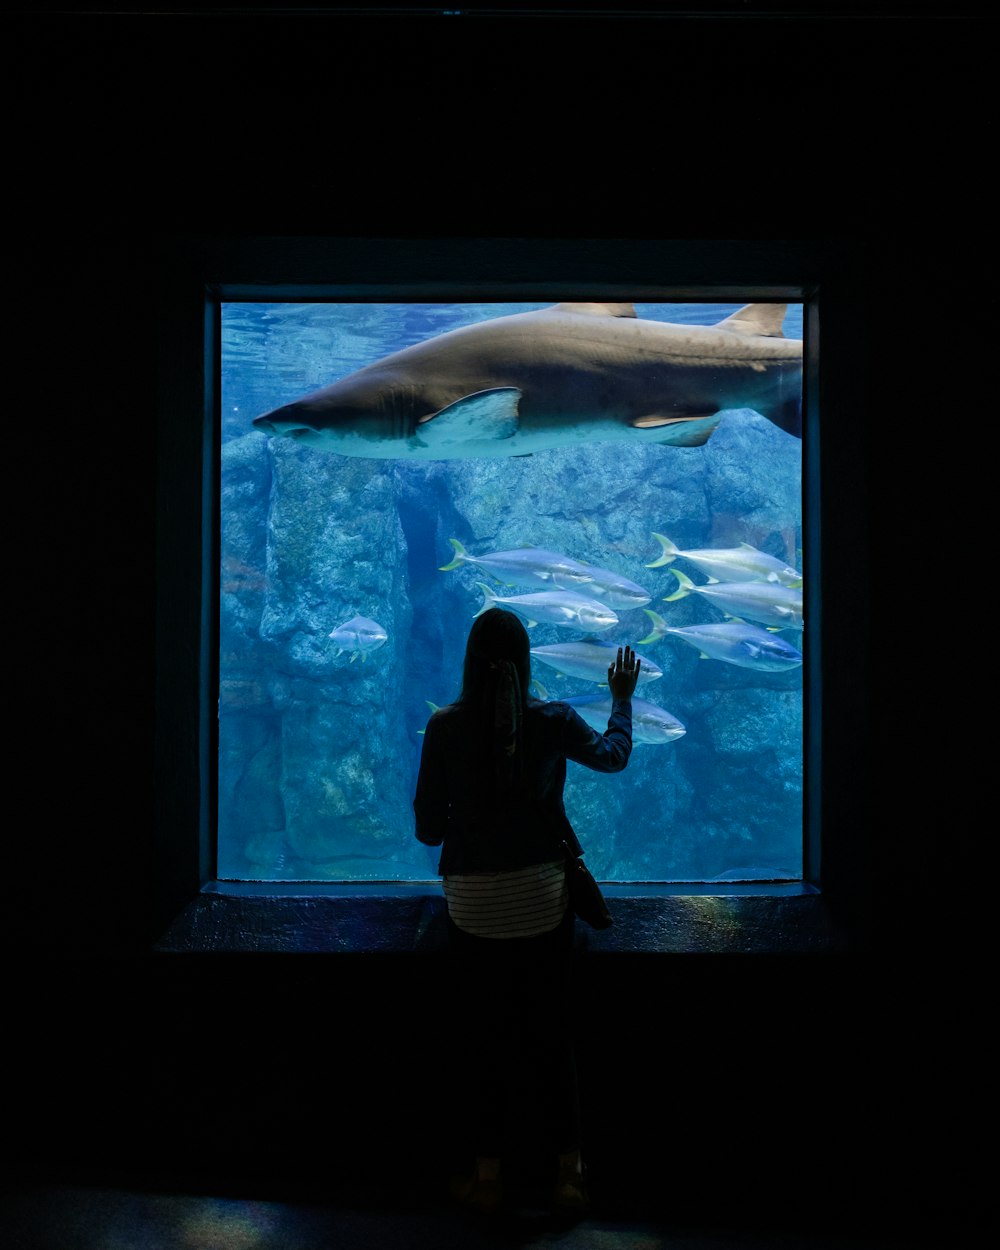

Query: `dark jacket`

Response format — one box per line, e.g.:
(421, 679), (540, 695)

(413, 695), (633, 875)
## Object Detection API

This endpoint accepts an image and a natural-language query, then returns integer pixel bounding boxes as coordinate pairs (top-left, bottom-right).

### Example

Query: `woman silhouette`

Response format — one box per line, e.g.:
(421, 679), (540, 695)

(414, 607), (639, 1215)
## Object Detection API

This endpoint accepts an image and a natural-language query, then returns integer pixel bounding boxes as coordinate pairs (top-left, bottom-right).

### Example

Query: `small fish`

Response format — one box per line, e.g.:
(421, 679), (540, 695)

(441, 539), (650, 609)
(530, 638), (662, 685)
(646, 532), (802, 587)
(638, 611), (803, 671)
(561, 692), (686, 746)
(328, 615), (388, 661)
(474, 583), (618, 632)
(664, 569), (803, 630)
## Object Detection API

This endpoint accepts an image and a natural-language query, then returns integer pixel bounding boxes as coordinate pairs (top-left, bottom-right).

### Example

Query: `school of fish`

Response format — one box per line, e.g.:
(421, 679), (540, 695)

(437, 529), (804, 743)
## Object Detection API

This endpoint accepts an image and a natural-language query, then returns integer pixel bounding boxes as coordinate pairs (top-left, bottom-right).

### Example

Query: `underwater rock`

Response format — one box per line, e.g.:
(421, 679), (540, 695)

(220, 406), (804, 883)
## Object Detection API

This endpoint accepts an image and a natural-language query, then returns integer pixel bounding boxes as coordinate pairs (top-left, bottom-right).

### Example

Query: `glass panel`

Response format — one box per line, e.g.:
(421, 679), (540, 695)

(218, 301), (804, 882)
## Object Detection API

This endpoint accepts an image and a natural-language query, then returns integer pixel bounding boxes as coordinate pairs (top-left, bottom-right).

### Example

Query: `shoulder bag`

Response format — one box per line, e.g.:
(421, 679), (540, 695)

(560, 839), (613, 930)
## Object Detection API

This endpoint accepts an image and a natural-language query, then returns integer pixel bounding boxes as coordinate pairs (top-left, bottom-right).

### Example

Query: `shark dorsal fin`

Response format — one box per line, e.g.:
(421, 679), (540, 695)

(549, 302), (638, 318)
(716, 303), (788, 338)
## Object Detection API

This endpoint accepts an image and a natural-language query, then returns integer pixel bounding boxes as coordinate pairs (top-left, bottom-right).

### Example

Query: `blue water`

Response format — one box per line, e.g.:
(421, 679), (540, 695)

(218, 303), (804, 883)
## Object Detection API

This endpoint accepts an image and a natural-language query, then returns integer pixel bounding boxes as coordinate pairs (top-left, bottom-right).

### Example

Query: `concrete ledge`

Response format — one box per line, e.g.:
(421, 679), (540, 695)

(153, 884), (835, 954)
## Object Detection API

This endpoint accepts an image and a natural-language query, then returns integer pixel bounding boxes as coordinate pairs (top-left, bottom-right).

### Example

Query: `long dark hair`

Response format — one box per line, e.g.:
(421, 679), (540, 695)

(457, 607), (531, 795)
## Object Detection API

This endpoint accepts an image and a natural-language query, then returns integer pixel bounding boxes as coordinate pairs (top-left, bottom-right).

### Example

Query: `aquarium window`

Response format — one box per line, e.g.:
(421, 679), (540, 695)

(218, 300), (807, 886)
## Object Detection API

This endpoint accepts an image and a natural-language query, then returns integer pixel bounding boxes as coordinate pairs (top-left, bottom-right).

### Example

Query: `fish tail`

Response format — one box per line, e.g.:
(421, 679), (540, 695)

(663, 569), (695, 602)
(646, 532), (680, 568)
(473, 581), (498, 617)
(637, 608), (667, 645)
(439, 538), (468, 571)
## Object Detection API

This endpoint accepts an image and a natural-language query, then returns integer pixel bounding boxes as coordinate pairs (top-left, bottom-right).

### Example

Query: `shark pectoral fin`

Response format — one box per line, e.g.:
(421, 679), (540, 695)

(415, 387), (521, 449)
(629, 411), (722, 447)
(629, 414), (692, 429)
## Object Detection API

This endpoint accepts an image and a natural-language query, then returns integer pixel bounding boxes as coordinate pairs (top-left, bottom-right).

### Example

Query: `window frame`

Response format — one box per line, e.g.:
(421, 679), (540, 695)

(154, 236), (859, 956)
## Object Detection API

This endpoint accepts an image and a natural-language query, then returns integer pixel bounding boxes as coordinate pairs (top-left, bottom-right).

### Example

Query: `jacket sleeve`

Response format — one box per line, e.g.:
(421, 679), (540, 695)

(413, 714), (447, 846)
(562, 697), (633, 773)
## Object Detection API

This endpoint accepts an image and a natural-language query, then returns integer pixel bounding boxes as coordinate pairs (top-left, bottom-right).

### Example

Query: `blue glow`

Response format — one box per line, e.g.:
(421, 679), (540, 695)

(218, 303), (804, 884)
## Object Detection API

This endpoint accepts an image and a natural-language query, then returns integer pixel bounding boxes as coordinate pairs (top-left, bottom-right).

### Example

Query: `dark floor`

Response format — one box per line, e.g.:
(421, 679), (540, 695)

(0, 1167), (930, 1250)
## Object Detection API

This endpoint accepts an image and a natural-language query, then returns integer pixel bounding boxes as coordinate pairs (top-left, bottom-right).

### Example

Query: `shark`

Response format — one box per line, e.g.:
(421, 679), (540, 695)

(252, 302), (802, 458)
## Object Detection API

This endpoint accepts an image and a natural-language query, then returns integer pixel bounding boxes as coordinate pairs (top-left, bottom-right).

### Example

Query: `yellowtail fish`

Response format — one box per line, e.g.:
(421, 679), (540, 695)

(328, 615), (388, 661)
(638, 611), (802, 671)
(474, 583), (618, 631)
(530, 638), (663, 684)
(664, 570), (803, 631)
(562, 693), (686, 746)
(441, 539), (650, 609)
(646, 532), (801, 587)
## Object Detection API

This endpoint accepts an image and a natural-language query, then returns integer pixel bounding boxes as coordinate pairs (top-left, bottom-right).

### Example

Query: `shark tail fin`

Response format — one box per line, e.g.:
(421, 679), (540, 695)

(663, 570), (696, 603)
(646, 532), (681, 568)
(758, 392), (802, 439)
(439, 538), (468, 571)
(473, 582), (498, 618)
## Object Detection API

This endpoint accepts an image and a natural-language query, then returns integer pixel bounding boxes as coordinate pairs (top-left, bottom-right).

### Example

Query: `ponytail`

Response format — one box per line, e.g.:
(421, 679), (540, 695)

(489, 657), (524, 793)
(458, 607), (531, 798)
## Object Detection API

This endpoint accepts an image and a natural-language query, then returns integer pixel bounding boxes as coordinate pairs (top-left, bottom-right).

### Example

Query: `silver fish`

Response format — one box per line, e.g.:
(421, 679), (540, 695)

(441, 539), (650, 609)
(252, 301), (802, 458)
(530, 638), (662, 684)
(664, 570), (803, 631)
(638, 611), (802, 671)
(328, 615), (388, 661)
(646, 532), (802, 587)
(561, 693), (686, 746)
(474, 583), (618, 632)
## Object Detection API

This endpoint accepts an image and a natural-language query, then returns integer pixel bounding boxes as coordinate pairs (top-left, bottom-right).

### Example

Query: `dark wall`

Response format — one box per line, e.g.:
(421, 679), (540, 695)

(10, 6), (979, 1240)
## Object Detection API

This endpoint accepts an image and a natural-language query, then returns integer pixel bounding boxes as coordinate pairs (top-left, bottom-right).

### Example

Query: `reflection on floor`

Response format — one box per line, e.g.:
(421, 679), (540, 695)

(1, 1172), (912, 1250)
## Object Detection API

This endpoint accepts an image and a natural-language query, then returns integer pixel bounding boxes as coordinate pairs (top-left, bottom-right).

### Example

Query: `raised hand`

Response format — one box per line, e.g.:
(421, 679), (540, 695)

(607, 645), (641, 700)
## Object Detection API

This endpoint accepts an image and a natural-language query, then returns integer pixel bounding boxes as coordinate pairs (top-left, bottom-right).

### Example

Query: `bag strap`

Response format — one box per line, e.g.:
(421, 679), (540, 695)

(559, 838), (583, 865)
